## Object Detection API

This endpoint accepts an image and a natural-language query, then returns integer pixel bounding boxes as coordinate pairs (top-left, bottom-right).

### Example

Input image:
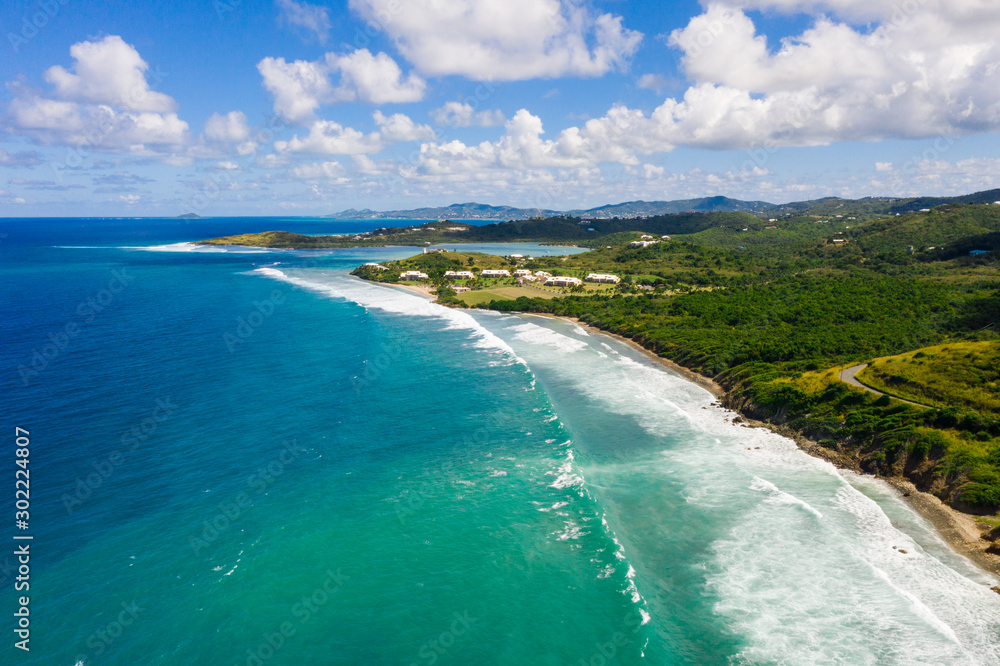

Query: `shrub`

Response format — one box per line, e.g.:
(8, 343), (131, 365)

(959, 482), (1000, 511)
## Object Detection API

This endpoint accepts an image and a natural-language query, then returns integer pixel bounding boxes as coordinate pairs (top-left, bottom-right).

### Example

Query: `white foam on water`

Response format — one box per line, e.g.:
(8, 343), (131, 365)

(547, 448), (584, 490)
(120, 241), (270, 253)
(749, 475), (824, 519)
(508, 322), (589, 353)
(254, 267), (524, 364)
(471, 312), (1000, 664)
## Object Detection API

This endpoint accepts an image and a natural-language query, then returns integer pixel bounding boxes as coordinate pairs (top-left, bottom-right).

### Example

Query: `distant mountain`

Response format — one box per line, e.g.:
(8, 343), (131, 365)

(330, 202), (558, 220)
(330, 189), (1000, 222)
(567, 196), (777, 218)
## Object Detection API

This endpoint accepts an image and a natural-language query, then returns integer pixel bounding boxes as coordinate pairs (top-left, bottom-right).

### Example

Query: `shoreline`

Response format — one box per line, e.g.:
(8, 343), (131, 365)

(536, 314), (1000, 582)
(359, 276), (1000, 584)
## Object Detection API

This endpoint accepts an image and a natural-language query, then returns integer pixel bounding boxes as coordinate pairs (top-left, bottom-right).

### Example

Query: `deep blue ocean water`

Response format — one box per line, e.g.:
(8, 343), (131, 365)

(1, 218), (999, 665)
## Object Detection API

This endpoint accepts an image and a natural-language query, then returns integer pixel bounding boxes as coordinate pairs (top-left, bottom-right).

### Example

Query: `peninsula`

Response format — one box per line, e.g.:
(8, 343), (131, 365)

(344, 200), (1000, 571)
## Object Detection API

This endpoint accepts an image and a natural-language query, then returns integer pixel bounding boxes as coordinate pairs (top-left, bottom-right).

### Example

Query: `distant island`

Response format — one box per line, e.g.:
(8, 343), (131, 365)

(176, 213), (202, 219)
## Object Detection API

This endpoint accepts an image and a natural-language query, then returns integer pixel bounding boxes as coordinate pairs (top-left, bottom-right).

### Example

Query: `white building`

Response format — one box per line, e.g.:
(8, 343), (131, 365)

(516, 275), (537, 284)
(586, 273), (621, 284)
(480, 269), (511, 278)
(444, 271), (475, 279)
(534, 271), (552, 279)
(630, 240), (659, 248)
(514, 269), (534, 277)
(400, 271), (429, 281)
(544, 276), (583, 287)
(364, 263), (388, 270)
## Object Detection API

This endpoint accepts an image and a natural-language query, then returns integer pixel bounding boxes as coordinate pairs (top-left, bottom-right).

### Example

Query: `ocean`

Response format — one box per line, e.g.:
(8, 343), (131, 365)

(1, 217), (998, 665)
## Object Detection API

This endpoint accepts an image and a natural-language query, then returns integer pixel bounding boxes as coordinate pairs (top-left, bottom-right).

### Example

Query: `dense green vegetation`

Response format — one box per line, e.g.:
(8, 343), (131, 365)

(384, 205), (1000, 518)
(858, 342), (1000, 415)
(197, 212), (762, 248)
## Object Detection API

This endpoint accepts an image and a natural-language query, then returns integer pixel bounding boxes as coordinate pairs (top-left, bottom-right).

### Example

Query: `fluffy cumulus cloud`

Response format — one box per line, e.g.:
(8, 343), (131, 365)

(204, 111), (251, 143)
(406, 109), (642, 178)
(658, 0), (1000, 146)
(43, 36), (176, 113)
(430, 102), (505, 127)
(7, 36), (189, 152)
(258, 49), (425, 123)
(347, 0), (642, 80)
(275, 111), (434, 155)
(402, 0), (1000, 176)
(276, 0), (332, 43)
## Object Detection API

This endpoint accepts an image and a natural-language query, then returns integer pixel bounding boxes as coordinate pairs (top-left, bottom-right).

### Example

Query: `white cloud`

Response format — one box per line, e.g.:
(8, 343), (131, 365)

(7, 37), (188, 153)
(258, 49), (425, 123)
(657, 1), (1000, 146)
(869, 156), (1000, 198)
(430, 102), (505, 127)
(43, 36), (176, 112)
(330, 50), (426, 105)
(276, 0), (332, 43)
(347, 0), (642, 80)
(257, 57), (332, 123)
(275, 120), (383, 155)
(215, 160), (243, 171)
(204, 111), (250, 142)
(274, 111), (434, 155)
(372, 111), (436, 142)
(637, 74), (669, 93)
(290, 161), (347, 180)
(9, 94), (188, 149)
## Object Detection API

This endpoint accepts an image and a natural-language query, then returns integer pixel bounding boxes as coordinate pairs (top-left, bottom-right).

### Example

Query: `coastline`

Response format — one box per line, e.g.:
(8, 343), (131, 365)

(534, 313), (1000, 582)
(358, 276), (1000, 584)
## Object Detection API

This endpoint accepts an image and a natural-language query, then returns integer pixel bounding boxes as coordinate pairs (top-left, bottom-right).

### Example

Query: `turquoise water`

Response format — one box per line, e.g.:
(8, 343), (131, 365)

(1, 219), (998, 665)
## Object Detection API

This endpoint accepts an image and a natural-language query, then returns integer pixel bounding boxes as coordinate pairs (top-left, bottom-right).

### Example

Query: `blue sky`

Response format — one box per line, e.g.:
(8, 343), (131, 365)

(2, 0), (999, 216)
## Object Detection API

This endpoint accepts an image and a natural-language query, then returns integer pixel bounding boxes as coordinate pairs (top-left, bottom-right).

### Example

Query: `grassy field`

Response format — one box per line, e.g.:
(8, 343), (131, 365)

(455, 286), (559, 305)
(857, 341), (1000, 415)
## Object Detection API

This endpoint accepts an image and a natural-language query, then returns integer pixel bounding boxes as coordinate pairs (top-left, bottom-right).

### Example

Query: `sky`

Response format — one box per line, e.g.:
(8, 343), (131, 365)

(1, 0), (999, 216)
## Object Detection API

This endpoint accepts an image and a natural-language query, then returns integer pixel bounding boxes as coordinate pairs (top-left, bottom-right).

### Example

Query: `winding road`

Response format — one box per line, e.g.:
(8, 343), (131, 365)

(839, 364), (933, 408)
